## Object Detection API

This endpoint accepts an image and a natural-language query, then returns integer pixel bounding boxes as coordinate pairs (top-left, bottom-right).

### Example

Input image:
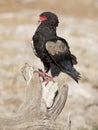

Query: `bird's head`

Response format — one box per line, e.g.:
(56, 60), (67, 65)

(39, 12), (59, 27)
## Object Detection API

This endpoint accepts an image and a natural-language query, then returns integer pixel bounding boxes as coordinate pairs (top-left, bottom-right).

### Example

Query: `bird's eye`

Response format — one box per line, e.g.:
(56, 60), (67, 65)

(40, 16), (47, 22)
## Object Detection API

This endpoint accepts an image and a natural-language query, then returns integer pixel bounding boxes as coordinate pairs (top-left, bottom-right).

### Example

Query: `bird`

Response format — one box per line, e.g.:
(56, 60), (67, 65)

(32, 11), (81, 83)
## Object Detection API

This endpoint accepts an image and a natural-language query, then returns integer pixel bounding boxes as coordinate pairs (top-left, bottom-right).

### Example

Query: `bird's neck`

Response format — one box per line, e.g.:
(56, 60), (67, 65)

(38, 23), (57, 37)
(41, 22), (57, 30)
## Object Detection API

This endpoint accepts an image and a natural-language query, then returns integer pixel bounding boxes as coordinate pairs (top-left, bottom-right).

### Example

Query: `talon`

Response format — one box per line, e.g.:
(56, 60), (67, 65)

(34, 69), (55, 86)
(45, 76), (54, 86)
(34, 69), (47, 78)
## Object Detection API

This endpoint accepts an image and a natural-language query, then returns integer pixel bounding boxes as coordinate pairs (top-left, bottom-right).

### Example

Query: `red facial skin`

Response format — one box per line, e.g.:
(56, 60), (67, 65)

(40, 16), (47, 22)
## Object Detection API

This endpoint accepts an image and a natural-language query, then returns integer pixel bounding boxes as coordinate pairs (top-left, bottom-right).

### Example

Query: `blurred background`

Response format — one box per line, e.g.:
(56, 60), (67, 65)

(0, 0), (98, 130)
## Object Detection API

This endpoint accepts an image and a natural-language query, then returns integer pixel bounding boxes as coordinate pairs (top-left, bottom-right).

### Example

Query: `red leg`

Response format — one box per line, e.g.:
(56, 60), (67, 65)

(34, 69), (47, 78)
(34, 69), (55, 86)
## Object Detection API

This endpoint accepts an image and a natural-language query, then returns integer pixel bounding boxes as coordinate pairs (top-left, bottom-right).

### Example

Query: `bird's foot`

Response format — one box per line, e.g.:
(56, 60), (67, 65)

(34, 69), (47, 79)
(45, 76), (54, 86)
(34, 69), (55, 86)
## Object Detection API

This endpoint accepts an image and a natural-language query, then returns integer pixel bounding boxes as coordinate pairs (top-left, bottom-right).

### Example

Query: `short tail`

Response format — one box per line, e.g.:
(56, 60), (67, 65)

(65, 68), (81, 83)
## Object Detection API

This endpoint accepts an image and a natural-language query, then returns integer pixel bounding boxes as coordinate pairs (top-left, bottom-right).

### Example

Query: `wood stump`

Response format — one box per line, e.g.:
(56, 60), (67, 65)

(0, 63), (69, 130)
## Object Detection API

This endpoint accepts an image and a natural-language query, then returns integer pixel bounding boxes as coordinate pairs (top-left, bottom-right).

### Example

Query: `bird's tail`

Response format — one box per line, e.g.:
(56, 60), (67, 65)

(65, 67), (81, 83)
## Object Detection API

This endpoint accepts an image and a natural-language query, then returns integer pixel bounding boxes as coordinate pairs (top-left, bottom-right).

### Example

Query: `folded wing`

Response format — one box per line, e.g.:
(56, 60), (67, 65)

(45, 39), (80, 83)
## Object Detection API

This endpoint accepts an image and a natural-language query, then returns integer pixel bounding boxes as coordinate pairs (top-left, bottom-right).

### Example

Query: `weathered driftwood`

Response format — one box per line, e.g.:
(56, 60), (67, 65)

(0, 63), (69, 130)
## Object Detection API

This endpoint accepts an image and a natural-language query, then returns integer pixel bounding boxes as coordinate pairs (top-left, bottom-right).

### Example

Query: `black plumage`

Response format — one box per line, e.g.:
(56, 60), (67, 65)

(32, 12), (81, 83)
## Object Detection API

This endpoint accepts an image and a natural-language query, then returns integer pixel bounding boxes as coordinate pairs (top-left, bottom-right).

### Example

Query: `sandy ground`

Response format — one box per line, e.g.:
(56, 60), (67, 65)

(0, 0), (98, 130)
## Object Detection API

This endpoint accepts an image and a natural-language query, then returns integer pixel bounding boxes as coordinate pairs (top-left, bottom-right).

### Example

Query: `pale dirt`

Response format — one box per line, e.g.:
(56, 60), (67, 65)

(0, 0), (98, 130)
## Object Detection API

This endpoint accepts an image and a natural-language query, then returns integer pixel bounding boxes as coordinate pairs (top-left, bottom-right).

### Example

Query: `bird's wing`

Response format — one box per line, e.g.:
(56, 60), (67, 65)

(45, 39), (71, 68)
(46, 39), (77, 65)
(46, 39), (80, 82)
(46, 40), (69, 56)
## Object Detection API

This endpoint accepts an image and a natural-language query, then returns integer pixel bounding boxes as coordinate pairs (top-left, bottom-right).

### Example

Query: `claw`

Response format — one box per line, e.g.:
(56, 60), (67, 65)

(45, 76), (54, 86)
(34, 69), (47, 79)
(34, 69), (55, 86)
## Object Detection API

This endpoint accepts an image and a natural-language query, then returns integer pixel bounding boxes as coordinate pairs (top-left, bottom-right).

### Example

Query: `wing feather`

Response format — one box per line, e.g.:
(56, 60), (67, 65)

(46, 40), (68, 56)
(46, 40), (77, 65)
